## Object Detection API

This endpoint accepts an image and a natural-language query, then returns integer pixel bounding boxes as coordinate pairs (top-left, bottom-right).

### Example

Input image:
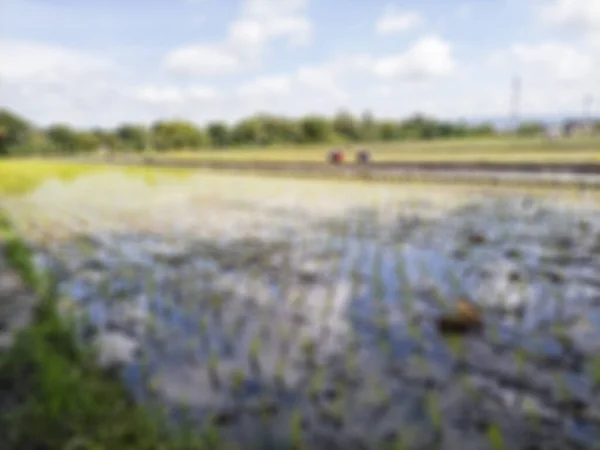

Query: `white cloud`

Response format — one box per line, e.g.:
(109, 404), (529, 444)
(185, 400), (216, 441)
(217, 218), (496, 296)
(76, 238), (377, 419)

(233, 63), (348, 102)
(189, 86), (220, 100)
(538, 0), (600, 33)
(133, 86), (184, 104)
(589, 33), (600, 50)
(163, 45), (241, 77)
(236, 75), (292, 97)
(232, 0), (311, 47)
(375, 8), (422, 35)
(295, 66), (348, 100)
(163, 0), (311, 77)
(0, 38), (227, 126)
(0, 38), (134, 126)
(230, 35), (456, 108)
(489, 41), (596, 81)
(365, 35), (455, 79)
(0, 39), (114, 84)
(133, 85), (220, 104)
(4, 1), (600, 129)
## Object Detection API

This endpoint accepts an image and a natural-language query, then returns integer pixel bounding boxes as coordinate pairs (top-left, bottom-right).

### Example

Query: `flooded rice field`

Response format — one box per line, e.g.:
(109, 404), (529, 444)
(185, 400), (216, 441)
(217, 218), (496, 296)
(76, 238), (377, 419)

(3, 171), (600, 449)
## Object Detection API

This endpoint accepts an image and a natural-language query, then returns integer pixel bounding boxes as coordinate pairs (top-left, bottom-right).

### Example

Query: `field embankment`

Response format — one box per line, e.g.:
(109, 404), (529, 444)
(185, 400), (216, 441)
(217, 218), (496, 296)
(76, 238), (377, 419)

(45, 136), (600, 188)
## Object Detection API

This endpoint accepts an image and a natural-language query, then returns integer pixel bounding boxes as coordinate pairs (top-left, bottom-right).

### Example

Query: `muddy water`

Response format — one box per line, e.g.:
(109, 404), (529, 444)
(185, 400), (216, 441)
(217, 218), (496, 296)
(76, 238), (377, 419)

(3, 172), (600, 449)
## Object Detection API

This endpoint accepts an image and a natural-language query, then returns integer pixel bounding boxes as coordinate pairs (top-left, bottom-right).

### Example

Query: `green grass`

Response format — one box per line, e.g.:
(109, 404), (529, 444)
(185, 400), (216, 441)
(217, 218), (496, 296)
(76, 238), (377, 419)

(3, 159), (600, 210)
(0, 160), (192, 196)
(0, 213), (210, 450)
(144, 136), (600, 163)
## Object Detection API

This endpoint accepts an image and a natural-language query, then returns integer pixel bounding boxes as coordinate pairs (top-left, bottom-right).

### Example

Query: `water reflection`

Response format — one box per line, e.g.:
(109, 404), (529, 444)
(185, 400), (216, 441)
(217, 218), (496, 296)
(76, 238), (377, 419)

(5, 174), (600, 448)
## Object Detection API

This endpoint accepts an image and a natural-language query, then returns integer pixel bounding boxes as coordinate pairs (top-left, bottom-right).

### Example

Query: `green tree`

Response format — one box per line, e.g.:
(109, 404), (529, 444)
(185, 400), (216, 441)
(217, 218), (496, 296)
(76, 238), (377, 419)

(256, 115), (303, 145)
(206, 122), (230, 148)
(231, 117), (266, 146)
(299, 115), (332, 143)
(151, 120), (207, 151)
(359, 110), (377, 141)
(517, 121), (545, 137)
(271, 117), (301, 144)
(116, 124), (147, 151)
(470, 122), (495, 137)
(45, 124), (81, 154)
(74, 131), (101, 153)
(91, 128), (120, 150)
(332, 110), (360, 142)
(377, 121), (399, 141)
(0, 109), (33, 155)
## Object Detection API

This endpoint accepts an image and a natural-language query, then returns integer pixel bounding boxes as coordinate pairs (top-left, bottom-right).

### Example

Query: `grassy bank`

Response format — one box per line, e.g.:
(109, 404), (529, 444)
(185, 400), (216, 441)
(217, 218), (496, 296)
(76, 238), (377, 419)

(0, 160), (194, 196)
(0, 214), (212, 450)
(2, 159), (600, 208)
(146, 136), (600, 163)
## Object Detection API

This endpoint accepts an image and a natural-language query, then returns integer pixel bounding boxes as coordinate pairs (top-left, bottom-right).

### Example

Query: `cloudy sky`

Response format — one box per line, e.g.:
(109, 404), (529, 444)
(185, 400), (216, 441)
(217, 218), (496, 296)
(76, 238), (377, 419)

(0, 0), (598, 127)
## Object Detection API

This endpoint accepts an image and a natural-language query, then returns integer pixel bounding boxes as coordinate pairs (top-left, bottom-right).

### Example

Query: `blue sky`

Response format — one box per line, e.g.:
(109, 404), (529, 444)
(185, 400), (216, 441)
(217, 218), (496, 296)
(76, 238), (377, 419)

(0, 0), (598, 127)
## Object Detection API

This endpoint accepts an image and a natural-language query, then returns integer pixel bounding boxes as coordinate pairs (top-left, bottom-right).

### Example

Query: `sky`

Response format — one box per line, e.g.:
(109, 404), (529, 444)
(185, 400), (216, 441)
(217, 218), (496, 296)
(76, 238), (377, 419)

(0, 0), (599, 128)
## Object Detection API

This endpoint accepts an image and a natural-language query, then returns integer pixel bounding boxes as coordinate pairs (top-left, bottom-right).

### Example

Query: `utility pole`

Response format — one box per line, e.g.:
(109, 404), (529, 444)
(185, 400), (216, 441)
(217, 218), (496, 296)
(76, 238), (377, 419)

(510, 76), (522, 132)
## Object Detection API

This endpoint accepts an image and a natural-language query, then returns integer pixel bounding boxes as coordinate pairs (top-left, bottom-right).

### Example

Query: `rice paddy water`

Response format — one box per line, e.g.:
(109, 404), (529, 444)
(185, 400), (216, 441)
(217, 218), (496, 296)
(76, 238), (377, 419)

(2, 170), (600, 448)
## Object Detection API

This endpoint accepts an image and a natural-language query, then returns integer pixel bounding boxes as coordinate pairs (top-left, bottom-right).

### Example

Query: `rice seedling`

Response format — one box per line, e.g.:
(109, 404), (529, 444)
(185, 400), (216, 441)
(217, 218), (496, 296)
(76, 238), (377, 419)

(147, 373), (162, 395)
(289, 409), (305, 450)
(589, 355), (600, 388)
(7, 163), (600, 448)
(445, 334), (466, 360)
(207, 351), (221, 389)
(395, 249), (415, 313)
(372, 379), (391, 410)
(459, 373), (480, 400)
(425, 390), (443, 434)
(249, 335), (262, 361)
(344, 344), (359, 374)
(231, 368), (246, 396)
(372, 247), (386, 303)
(389, 434), (409, 450)
(308, 366), (326, 399)
(321, 395), (345, 429)
(521, 397), (542, 429)
(201, 420), (223, 449)
(248, 335), (263, 376)
(514, 348), (527, 375)
(487, 423), (506, 450)
(300, 336), (316, 362)
(274, 356), (287, 388)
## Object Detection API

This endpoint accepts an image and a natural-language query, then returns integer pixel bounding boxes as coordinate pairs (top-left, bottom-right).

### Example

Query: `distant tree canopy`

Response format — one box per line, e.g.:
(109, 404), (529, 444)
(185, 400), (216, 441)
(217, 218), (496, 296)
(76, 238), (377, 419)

(0, 109), (33, 155)
(0, 106), (537, 157)
(516, 121), (546, 137)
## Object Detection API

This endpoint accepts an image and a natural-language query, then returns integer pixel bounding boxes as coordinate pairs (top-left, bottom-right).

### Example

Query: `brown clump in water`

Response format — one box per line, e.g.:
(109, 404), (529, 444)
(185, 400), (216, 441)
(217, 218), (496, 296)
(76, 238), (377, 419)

(437, 299), (483, 335)
(467, 232), (487, 245)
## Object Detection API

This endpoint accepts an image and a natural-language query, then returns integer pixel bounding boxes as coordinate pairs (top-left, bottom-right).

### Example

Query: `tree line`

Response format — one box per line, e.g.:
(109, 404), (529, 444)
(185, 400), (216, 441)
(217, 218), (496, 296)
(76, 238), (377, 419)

(0, 107), (597, 156)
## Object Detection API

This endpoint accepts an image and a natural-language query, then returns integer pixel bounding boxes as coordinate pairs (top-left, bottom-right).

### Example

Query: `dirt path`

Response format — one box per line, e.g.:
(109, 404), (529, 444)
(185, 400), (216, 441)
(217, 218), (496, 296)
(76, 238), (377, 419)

(67, 156), (600, 174)
(46, 156), (600, 189)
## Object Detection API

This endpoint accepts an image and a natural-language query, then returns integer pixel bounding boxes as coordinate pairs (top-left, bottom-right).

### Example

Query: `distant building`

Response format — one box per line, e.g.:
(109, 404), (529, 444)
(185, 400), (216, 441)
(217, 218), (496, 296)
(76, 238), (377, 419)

(563, 119), (594, 137)
(545, 126), (562, 141)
